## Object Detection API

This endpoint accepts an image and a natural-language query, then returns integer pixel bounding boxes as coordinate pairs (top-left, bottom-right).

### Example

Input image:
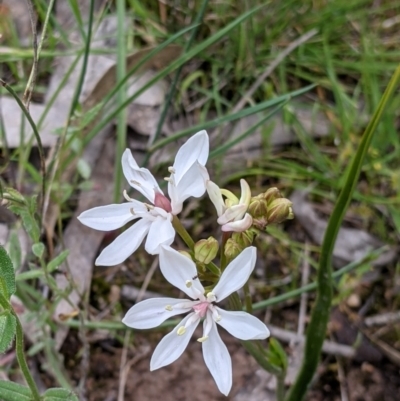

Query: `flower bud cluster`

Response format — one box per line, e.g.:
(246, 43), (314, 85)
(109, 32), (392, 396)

(249, 187), (293, 230)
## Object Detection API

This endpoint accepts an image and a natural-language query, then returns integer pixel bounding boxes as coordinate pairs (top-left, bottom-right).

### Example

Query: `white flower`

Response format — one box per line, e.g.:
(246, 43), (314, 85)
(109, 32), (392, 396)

(207, 178), (253, 232)
(122, 245), (270, 395)
(78, 131), (209, 265)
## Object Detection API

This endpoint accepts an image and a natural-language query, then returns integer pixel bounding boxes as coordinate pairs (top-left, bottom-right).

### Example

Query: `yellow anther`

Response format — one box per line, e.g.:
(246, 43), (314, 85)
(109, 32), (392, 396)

(165, 305), (173, 311)
(185, 280), (193, 288)
(206, 292), (216, 302)
(168, 166), (176, 174)
(177, 326), (186, 336)
(197, 336), (209, 343)
(215, 315), (221, 322)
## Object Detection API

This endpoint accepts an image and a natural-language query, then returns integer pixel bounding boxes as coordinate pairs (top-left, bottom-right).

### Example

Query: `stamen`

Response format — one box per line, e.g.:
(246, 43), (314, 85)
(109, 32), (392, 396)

(177, 326), (186, 336)
(185, 280), (193, 288)
(165, 305), (173, 311)
(197, 336), (209, 343)
(130, 180), (141, 186)
(144, 203), (154, 211)
(168, 166), (176, 174)
(123, 190), (134, 202)
(206, 292), (216, 302)
(164, 177), (172, 182)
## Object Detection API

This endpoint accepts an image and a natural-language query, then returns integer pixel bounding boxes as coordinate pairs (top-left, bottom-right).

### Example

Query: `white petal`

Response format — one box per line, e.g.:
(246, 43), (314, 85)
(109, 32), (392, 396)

(221, 213), (253, 232)
(217, 204), (248, 225)
(78, 202), (146, 230)
(95, 219), (151, 266)
(206, 180), (225, 217)
(122, 149), (161, 203)
(169, 163), (209, 214)
(215, 307), (270, 340)
(213, 247), (256, 302)
(144, 215), (175, 255)
(159, 245), (205, 299)
(150, 313), (199, 370)
(122, 298), (192, 329)
(172, 130), (209, 185)
(202, 315), (232, 396)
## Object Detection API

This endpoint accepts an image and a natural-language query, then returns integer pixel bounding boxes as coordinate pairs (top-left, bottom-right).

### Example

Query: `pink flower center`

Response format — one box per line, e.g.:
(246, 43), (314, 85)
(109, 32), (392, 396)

(192, 301), (209, 318)
(154, 190), (172, 212)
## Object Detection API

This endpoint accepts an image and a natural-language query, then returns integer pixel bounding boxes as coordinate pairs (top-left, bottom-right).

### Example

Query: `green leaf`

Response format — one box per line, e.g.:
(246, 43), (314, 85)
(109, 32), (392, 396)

(32, 243), (45, 258)
(286, 65), (400, 401)
(0, 245), (16, 300)
(267, 338), (288, 371)
(8, 205), (40, 244)
(47, 250), (69, 272)
(0, 380), (31, 401)
(42, 388), (79, 401)
(0, 312), (16, 352)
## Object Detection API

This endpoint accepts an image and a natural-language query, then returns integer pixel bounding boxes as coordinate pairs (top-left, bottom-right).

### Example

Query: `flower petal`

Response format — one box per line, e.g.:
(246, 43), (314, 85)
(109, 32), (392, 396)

(150, 313), (199, 370)
(213, 246), (256, 302)
(95, 219), (151, 266)
(78, 202), (146, 230)
(159, 245), (205, 299)
(169, 163), (209, 214)
(172, 130), (209, 185)
(206, 180), (225, 217)
(202, 315), (232, 396)
(145, 214), (175, 255)
(217, 204), (248, 225)
(221, 213), (253, 232)
(122, 149), (161, 203)
(122, 297), (192, 329)
(215, 307), (270, 340)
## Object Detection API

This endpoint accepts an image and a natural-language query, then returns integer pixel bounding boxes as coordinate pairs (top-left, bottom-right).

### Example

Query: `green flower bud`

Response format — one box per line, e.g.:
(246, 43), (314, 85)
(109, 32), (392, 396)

(194, 237), (219, 264)
(267, 198), (293, 224)
(224, 238), (242, 261)
(263, 187), (282, 205)
(232, 230), (255, 248)
(248, 194), (268, 218)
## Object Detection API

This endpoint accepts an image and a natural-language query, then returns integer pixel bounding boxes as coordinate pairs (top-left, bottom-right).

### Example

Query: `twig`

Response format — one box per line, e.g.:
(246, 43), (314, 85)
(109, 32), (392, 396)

(364, 310), (400, 327)
(23, 0), (39, 109)
(232, 29), (318, 114)
(269, 325), (355, 359)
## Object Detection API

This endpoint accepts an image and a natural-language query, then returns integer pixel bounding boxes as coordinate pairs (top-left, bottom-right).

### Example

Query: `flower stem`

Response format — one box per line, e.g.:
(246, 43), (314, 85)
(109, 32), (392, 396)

(0, 292), (41, 401)
(172, 215), (195, 249)
(172, 216), (220, 276)
(220, 231), (230, 271)
(14, 314), (41, 401)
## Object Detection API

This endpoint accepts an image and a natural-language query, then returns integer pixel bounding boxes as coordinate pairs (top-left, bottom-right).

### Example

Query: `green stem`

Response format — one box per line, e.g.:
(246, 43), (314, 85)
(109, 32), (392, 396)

(0, 291), (41, 401)
(172, 216), (220, 275)
(0, 79), (46, 222)
(14, 316), (41, 401)
(220, 231), (230, 271)
(243, 282), (253, 313)
(276, 372), (286, 401)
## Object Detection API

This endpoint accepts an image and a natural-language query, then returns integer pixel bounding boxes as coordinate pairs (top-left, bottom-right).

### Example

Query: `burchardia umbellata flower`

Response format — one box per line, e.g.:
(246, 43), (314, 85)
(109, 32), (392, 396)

(122, 245), (270, 395)
(78, 131), (209, 265)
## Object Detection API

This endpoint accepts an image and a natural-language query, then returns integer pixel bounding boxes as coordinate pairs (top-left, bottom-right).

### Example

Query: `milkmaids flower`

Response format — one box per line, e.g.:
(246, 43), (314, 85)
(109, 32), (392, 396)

(207, 178), (253, 232)
(122, 245), (270, 395)
(78, 131), (209, 266)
